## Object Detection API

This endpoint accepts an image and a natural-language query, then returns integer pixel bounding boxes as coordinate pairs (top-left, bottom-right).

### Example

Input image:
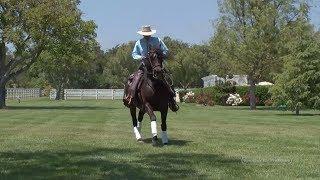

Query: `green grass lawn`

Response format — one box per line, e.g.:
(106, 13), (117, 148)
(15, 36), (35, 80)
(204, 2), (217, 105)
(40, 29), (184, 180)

(0, 98), (319, 179)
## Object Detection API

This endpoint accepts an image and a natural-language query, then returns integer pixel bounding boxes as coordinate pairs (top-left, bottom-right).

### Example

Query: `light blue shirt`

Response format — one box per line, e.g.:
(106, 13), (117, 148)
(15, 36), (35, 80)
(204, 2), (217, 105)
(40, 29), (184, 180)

(132, 37), (169, 60)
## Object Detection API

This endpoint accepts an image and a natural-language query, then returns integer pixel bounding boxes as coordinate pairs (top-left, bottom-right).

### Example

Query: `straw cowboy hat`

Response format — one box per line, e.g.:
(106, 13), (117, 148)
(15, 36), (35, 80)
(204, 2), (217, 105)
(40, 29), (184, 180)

(137, 25), (156, 36)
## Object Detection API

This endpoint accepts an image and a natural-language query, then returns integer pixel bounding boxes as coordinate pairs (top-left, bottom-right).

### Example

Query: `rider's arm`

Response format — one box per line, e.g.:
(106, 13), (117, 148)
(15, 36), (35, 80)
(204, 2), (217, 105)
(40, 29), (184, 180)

(132, 41), (143, 60)
(158, 38), (169, 58)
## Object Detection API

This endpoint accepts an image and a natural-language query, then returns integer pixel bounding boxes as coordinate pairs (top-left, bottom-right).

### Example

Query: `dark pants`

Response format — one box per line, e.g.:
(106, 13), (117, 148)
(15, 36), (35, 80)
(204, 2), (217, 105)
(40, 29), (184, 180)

(128, 69), (144, 100)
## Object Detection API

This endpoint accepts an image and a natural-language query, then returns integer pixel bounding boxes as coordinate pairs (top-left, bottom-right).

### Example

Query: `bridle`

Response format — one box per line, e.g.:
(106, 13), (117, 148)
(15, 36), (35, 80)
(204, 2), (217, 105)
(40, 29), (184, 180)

(143, 49), (174, 86)
(144, 49), (164, 79)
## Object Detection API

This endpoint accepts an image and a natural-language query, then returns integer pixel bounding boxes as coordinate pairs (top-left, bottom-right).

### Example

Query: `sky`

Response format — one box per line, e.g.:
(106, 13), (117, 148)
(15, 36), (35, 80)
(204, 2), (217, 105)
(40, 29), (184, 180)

(79, 0), (320, 51)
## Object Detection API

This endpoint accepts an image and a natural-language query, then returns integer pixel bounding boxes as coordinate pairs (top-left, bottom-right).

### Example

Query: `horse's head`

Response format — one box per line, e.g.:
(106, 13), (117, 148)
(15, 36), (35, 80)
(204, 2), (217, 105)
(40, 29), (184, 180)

(143, 47), (164, 78)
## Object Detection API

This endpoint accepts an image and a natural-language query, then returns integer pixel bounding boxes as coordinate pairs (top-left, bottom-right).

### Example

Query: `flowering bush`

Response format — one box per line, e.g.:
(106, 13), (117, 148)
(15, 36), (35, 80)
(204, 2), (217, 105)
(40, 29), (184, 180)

(195, 93), (214, 106)
(264, 99), (273, 106)
(241, 93), (260, 106)
(183, 91), (195, 103)
(226, 93), (243, 106)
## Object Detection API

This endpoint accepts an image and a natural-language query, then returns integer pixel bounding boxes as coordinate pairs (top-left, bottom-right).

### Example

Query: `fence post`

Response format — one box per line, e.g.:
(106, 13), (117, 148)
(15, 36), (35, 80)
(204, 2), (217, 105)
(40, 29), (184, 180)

(96, 89), (98, 100)
(112, 89), (114, 100)
(64, 89), (67, 100)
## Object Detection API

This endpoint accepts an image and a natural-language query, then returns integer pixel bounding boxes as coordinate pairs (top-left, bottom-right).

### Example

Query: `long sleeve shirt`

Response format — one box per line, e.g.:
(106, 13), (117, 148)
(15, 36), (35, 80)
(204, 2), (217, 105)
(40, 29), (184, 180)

(132, 37), (169, 60)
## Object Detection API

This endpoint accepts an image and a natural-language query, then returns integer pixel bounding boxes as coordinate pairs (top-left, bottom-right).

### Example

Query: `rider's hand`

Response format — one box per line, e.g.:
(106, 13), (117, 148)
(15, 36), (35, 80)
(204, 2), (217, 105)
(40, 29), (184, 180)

(141, 56), (148, 65)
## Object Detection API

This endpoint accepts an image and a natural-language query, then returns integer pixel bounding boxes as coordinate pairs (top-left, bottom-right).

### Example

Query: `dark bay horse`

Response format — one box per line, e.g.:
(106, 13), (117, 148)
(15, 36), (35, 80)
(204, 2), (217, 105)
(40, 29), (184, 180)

(124, 48), (172, 146)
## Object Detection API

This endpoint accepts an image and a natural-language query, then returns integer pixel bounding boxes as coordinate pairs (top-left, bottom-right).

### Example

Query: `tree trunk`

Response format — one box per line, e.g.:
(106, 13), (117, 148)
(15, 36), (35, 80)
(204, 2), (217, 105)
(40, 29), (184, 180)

(0, 42), (6, 109)
(295, 105), (300, 116)
(248, 78), (256, 110)
(0, 85), (6, 109)
(55, 84), (65, 100)
(55, 86), (62, 100)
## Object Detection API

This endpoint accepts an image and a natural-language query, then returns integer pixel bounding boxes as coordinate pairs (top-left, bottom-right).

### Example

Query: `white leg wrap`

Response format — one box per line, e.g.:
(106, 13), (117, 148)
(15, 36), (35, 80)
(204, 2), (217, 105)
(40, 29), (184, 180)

(133, 127), (141, 140)
(137, 121), (142, 133)
(151, 121), (157, 137)
(162, 131), (168, 144)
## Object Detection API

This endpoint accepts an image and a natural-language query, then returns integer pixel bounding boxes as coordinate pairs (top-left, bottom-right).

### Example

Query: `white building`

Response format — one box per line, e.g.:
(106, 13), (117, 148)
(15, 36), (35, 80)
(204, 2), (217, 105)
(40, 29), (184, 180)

(202, 75), (248, 87)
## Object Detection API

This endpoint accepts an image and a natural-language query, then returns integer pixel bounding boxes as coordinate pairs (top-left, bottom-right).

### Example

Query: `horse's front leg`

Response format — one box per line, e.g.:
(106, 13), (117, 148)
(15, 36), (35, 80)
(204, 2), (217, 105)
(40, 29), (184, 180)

(145, 103), (158, 146)
(130, 107), (142, 141)
(137, 109), (145, 134)
(161, 108), (169, 145)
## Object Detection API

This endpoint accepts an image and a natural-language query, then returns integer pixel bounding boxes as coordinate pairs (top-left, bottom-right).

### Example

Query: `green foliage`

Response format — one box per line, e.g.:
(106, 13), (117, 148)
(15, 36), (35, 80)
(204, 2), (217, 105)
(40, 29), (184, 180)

(211, 0), (308, 109)
(163, 36), (189, 60)
(0, 0), (98, 105)
(272, 19), (320, 114)
(236, 86), (272, 106)
(100, 36), (212, 89)
(168, 46), (211, 88)
(24, 0), (98, 99)
(208, 21), (234, 77)
(100, 42), (139, 88)
(193, 85), (271, 106)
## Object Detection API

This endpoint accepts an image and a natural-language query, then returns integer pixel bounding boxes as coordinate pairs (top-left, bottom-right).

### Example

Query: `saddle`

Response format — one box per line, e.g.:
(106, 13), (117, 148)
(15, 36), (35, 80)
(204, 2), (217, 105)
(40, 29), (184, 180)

(123, 71), (144, 107)
(127, 72), (143, 91)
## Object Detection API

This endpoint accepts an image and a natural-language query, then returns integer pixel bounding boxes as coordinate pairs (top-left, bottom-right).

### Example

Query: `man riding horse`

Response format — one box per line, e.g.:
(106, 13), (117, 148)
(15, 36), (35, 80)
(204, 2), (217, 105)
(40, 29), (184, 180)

(124, 25), (179, 112)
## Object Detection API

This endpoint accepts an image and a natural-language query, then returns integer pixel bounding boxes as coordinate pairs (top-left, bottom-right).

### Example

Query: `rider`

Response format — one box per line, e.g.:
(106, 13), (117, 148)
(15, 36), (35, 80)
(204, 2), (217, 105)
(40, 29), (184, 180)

(126, 25), (179, 112)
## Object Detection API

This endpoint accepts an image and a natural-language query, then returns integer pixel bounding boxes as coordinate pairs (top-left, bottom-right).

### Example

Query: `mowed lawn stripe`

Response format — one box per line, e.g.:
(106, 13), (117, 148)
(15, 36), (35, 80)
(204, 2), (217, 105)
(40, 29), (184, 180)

(0, 99), (319, 178)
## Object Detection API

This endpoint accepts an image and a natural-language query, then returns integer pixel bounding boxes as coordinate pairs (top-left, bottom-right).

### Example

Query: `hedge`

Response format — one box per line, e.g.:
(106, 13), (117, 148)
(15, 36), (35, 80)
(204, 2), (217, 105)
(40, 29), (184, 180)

(187, 85), (272, 106)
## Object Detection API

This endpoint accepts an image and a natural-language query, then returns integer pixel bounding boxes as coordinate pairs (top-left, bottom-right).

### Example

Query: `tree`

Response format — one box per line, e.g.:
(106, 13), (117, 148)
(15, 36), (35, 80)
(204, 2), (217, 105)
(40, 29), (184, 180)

(272, 17), (320, 115)
(100, 42), (139, 88)
(30, 7), (97, 100)
(21, 43), (104, 90)
(168, 46), (211, 88)
(209, 22), (234, 78)
(162, 36), (189, 60)
(213, 0), (305, 109)
(0, 0), (89, 108)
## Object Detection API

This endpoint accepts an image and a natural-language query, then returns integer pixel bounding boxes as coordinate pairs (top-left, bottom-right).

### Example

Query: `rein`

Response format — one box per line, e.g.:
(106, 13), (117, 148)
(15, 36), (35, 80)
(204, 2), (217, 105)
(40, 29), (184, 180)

(143, 60), (173, 88)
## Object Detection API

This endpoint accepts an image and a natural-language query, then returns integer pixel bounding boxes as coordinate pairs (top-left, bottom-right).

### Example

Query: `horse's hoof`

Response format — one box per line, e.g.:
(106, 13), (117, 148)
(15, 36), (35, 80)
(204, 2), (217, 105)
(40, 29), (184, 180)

(152, 136), (158, 146)
(163, 143), (168, 145)
(152, 141), (157, 146)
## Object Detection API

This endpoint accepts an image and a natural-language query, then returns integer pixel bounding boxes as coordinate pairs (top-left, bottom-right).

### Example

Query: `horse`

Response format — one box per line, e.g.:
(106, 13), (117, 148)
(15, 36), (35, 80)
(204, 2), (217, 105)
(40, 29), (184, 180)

(124, 48), (172, 146)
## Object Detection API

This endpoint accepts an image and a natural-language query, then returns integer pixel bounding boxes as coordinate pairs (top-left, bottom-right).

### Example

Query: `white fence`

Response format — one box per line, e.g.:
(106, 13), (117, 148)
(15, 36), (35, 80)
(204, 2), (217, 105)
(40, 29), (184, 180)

(50, 89), (125, 100)
(6, 88), (41, 99)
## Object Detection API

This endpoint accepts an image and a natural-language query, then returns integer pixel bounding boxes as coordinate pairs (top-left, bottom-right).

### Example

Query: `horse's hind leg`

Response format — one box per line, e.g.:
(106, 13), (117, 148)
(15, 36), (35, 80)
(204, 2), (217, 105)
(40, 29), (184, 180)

(137, 109), (145, 134)
(145, 103), (158, 146)
(161, 108), (169, 145)
(130, 107), (142, 141)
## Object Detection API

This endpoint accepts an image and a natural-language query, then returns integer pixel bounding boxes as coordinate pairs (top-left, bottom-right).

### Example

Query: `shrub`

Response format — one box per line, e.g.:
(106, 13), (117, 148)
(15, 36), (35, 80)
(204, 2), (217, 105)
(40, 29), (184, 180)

(195, 93), (214, 106)
(216, 81), (236, 94)
(192, 85), (271, 106)
(264, 99), (273, 106)
(178, 90), (189, 102)
(183, 91), (196, 103)
(236, 86), (271, 106)
(241, 93), (260, 106)
(226, 94), (243, 106)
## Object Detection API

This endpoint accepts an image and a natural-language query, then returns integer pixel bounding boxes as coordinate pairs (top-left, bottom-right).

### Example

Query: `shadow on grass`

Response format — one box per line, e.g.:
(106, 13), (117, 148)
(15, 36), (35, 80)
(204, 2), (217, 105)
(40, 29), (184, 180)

(223, 106), (277, 111)
(142, 138), (191, 147)
(275, 113), (320, 116)
(0, 147), (250, 179)
(6, 106), (120, 111)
